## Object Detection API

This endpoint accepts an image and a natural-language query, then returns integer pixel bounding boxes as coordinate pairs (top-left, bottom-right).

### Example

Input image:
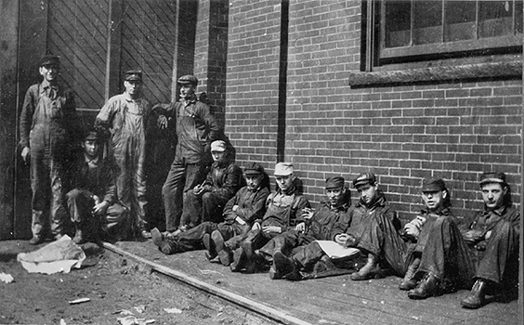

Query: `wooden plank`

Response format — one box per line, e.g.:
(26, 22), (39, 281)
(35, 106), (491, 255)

(103, 242), (314, 325)
(107, 241), (519, 325)
(0, 0), (20, 240)
(106, 0), (122, 101)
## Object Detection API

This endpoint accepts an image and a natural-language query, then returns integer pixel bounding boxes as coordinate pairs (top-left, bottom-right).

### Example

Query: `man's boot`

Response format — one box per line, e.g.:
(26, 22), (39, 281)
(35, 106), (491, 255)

(270, 252), (302, 280)
(151, 228), (174, 255)
(29, 235), (44, 245)
(350, 253), (377, 281)
(230, 247), (247, 272)
(73, 223), (86, 244)
(461, 279), (488, 309)
(202, 233), (216, 261)
(408, 272), (441, 299)
(399, 256), (421, 290)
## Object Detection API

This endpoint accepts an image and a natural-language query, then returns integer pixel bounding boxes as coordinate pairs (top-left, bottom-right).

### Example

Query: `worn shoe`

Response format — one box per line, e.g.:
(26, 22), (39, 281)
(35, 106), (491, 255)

(461, 279), (488, 309)
(270, 252), (295, 280)
(141, 230), (152, 239)
(408, 273), (441, 300)
(230, 247), (246, 272)
(29, 235), (44, 245)
(151, 228), (164, 246)
(218, 246), (233, 266)
(399, 257), (421, 290)
(73, 229), (86, 244)
(350, 253), (377, 281)
(202, 233), (216, 261)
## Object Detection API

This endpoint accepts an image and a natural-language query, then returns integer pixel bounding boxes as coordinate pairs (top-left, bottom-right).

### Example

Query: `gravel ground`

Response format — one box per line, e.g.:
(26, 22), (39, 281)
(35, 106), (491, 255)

(0, 240), (278, 325)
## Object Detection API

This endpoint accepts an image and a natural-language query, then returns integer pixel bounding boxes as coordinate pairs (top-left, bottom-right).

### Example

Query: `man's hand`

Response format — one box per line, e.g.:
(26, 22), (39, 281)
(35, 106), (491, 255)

(21, 147), (30, 163)
(403, 223), (420, 238)
(334, 233), (356, 247)
(92, 200), (109, 216)
(262, 226), (281, 234)
(193, 184), (205, 196)
(295, 222), (306, 232)
(232, 205), (239, 212)
(251, 222), (261, 231)
(462, 229), (485, 245)
(157, 115), (168, 129)
(235, 216), (246, 225)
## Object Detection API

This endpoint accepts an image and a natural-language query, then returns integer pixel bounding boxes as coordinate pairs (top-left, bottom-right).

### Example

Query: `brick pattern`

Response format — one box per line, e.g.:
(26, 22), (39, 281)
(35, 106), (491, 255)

(225, 0), (522, 221)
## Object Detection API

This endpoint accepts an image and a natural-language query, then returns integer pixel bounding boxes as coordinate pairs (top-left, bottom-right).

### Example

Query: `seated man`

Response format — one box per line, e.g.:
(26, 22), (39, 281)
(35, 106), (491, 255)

(404, 179), (470, 299)
(460, 172), (520, 309)
(177, 140), (243, 232)
(226, 163), (310, 273)
(150, 163), (270, 255)
(271, 173), (399, 281)
(65, 129), (127, 243)
(257, 176), (352, 278)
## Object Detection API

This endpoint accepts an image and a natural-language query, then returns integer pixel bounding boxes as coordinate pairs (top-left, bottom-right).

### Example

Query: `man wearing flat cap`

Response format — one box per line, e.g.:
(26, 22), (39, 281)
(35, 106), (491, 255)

(95, 69), (153, 239)
(260, 176), (352, 279)
(19, 54), (82, 244)
(226, 163), (310, 273)
(65, 129), (127, 243)
(458, 172), (520, 309)
(153, 74), (220, 236)
(150, 162), (271, 256)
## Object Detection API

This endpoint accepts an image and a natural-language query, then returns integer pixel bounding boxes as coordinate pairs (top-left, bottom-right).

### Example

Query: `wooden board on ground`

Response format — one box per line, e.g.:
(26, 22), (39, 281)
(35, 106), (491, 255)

(109, 241), (519, 325)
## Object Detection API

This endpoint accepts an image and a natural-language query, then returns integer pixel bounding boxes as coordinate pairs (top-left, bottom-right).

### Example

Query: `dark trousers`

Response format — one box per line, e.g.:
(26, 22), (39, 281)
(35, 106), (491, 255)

(292, 241), (328, 271)
(181, 191), (228, 227)
(225, 228), (279, 252)
(162, 159), (205, 232)
(258, 230), (316, 260)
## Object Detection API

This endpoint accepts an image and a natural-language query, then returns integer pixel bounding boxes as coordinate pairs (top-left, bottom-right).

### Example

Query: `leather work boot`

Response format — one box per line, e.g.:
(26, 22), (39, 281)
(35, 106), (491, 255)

(230, 247), (247, 272)
(350, 253), (377, 281)
(210, 230), (226, 262)
(29, 235), (44, 245)
(270, 252), (295, 280)
(408, 273), (441, 300)
(151, 228), (174, 254)
(202, 233), (216, 261)
(461, 279), (488, 309)
(399, 256), (421, 290)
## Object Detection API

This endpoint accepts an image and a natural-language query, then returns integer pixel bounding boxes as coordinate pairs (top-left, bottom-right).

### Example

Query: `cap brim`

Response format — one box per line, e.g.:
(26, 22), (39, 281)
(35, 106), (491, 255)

(480, 178), (505, 185)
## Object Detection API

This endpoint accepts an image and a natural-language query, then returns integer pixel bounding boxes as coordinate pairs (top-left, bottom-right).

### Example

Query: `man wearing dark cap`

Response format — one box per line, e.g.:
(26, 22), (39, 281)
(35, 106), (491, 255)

(150, 162), (270, 255)
(19, 54), (82, 244)
(95, 70), (153, 239)
(459, 172), (520, 309)
(65, 129), (127, 243)
(153, 74), (219, 236)
(259, 176), (352, 278)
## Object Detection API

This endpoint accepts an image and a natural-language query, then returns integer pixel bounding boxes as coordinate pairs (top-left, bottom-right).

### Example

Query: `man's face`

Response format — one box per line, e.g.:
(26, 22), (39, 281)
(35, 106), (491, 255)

(246, 174), (263, 191)
(357, 184), (378, 205)
(422, 190), (446, 211)
(124, 80), (142, 97)
(179, 83), (195, 99)
(326, 187), (345, 206)
(481, 183), (507, 210)
(211, 150), (225, 162)
(82, 140), (100, 158)
(275, 174), (293, 192)
(39, 64), (59, 82)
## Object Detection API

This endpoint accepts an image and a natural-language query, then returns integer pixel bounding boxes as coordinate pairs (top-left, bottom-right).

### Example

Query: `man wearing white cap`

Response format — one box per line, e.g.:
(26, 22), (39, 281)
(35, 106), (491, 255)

(227, 162), (310, 273)
(177, 140), (243, 231)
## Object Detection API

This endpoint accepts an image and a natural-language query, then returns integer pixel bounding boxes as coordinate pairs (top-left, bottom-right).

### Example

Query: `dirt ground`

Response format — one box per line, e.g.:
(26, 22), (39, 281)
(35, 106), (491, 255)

(0, 240), (278, 325)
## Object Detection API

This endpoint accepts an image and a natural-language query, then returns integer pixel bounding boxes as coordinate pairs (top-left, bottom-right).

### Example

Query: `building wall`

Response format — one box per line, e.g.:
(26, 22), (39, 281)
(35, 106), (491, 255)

(225, 0), (522, 221)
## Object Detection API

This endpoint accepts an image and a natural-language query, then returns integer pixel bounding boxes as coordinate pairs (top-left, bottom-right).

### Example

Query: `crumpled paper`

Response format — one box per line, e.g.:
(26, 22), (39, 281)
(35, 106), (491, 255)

(0, 272), (15, 283)
(117, 316), (155, 325)
(17, 235), (86, 274)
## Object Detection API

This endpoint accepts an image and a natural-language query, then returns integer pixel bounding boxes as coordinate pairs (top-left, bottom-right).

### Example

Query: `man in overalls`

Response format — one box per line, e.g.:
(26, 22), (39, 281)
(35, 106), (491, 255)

(155, 75), (219, 235)
(19, 55), (82, 244)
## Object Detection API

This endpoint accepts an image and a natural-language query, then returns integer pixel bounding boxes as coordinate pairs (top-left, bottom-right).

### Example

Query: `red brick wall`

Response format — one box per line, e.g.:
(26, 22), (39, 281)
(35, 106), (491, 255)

(225, 0), (522, 221)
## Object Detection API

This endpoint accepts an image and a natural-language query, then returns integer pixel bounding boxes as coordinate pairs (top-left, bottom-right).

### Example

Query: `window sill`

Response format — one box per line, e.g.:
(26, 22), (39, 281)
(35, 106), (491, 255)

(348, 60), (522, 88)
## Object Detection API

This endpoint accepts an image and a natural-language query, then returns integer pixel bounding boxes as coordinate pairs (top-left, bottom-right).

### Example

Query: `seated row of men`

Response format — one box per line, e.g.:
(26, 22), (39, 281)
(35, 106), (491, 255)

(66, 127), (519, 310)
(148, 161), (519, 310)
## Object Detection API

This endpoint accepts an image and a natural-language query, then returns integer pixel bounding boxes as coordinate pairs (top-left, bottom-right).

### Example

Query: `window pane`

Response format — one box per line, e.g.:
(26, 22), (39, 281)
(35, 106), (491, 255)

(444, 1), (476, 42)
(413, 1), (443, 45)
(385, 0), (411, 48)
(479, 1), (513, 38)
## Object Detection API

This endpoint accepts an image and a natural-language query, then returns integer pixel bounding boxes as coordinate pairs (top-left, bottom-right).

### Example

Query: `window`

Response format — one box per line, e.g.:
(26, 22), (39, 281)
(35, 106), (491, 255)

(366, 0), (523, 69)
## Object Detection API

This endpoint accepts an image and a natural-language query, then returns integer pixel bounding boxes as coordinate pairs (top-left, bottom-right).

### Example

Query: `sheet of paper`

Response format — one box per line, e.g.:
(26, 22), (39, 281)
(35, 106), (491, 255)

(316, 240), (360, 259)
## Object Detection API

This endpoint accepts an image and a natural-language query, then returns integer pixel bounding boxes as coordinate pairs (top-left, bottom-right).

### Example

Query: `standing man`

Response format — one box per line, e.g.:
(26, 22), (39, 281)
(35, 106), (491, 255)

(65, 129), (127, 243)
(19, 55), (82, 244)
(460, 172), (520, 309)
(95, 70), (152, 239)
(155, 75), (219, 235)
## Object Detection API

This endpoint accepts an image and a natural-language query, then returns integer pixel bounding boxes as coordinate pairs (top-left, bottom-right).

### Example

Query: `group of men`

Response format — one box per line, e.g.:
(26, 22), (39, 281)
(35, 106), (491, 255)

(20, 55), (519, 310)
(20, 55), (222, 245)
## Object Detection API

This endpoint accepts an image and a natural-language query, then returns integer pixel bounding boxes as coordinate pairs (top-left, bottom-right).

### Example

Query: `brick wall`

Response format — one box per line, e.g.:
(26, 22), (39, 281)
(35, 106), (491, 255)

(225, 0), (522, 221)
